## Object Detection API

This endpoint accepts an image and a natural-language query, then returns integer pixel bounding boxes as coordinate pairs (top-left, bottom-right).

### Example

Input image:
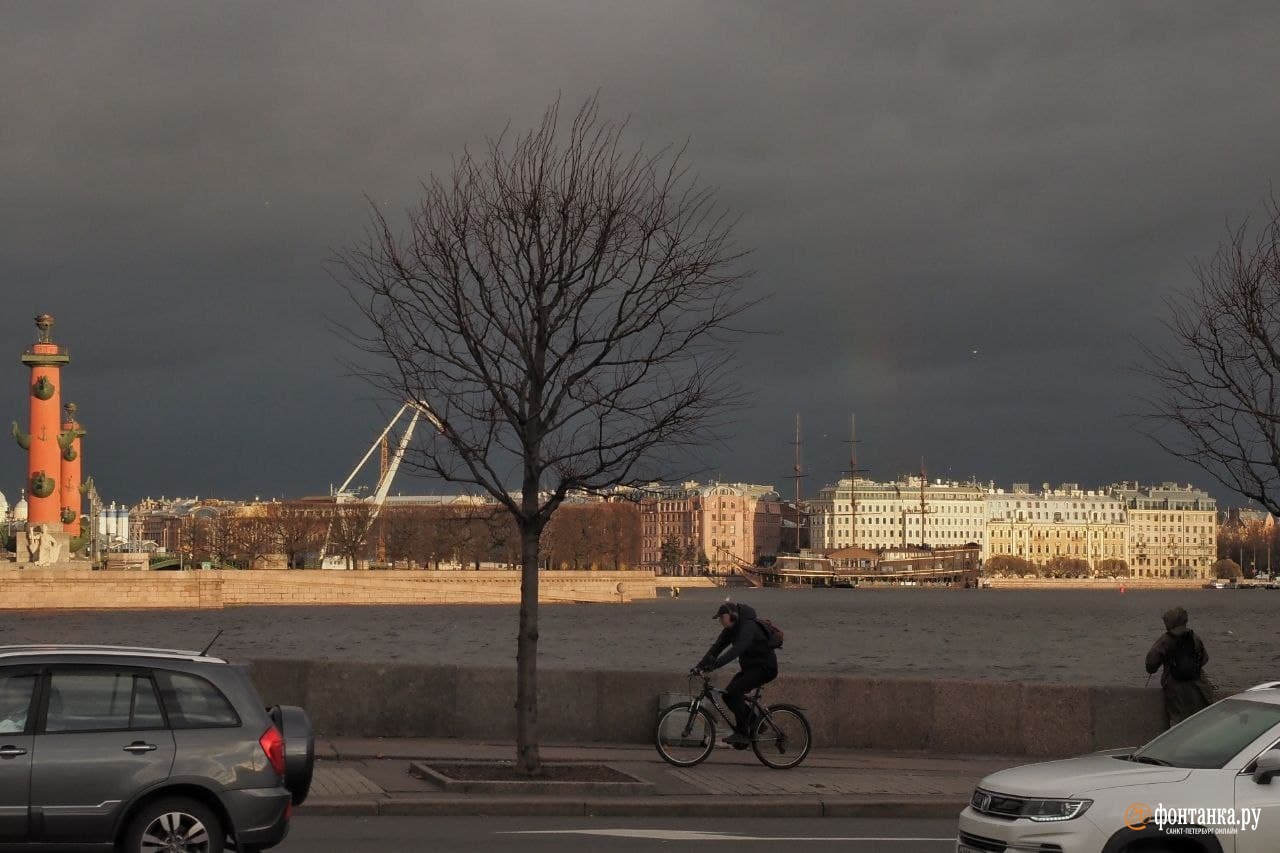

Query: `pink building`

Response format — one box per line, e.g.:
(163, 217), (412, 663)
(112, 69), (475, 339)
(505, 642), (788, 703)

(640, 482), (781, 575)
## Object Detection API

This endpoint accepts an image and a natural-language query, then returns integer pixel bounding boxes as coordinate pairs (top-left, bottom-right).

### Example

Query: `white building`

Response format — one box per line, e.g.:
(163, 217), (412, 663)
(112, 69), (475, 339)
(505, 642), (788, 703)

(810, 477), (987, 553)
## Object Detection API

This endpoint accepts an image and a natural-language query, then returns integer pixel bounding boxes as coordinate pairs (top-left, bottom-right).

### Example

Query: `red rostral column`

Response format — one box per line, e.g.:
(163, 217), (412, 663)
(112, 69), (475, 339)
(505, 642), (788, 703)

(17, 313), (70, 529)
(59, 402), (85, 536)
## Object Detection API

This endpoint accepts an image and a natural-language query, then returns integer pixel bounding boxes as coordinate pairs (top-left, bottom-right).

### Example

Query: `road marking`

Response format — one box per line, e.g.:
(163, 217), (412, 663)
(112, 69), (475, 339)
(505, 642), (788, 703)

(502, 829), (954, 842)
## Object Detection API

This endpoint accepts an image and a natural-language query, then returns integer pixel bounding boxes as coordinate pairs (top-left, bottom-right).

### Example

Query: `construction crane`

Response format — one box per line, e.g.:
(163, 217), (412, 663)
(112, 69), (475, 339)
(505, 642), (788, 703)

(319, 400), (445, 568)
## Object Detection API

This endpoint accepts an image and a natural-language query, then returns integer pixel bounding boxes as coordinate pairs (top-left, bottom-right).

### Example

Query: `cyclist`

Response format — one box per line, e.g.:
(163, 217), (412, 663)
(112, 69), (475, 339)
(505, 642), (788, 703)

(693, 601), (778, 747)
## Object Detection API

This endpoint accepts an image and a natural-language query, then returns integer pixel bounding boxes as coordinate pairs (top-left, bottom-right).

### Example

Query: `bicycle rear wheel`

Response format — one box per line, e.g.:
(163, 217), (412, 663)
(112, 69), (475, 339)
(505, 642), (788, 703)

(655, 703), (716, 767)
(752, 704), (812, 769)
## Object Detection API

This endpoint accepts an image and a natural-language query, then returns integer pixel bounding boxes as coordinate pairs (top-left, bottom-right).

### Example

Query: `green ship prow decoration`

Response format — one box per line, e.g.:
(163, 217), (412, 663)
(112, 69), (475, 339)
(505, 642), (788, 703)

(11, 422), (31, 450)
(30, 471), (55, 499)
(57, 428), (83, 461)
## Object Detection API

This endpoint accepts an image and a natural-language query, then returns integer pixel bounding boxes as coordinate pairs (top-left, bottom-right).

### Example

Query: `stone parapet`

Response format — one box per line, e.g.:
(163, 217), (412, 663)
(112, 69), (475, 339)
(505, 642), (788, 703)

(247, 661), (1168, 758)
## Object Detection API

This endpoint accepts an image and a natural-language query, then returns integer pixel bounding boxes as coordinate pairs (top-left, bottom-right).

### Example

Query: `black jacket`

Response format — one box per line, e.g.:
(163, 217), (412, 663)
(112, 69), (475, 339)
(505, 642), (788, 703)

(1145, 625), (1214, 726)
(699, 603), (778, 673)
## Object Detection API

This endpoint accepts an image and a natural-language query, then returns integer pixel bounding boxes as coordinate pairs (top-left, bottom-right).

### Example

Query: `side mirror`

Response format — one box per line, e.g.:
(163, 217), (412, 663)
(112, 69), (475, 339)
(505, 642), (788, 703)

(1252, 751), (1280, 785)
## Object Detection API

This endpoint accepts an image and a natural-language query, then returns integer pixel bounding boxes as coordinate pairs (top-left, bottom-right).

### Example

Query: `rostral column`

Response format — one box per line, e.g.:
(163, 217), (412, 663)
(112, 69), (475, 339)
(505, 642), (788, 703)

(14, 313), (70, 529)
(59, 401), (85, 536)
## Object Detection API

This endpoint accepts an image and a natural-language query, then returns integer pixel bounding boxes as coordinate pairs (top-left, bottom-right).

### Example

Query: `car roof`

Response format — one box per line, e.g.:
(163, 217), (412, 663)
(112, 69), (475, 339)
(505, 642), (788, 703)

(0, 644), (227, 665)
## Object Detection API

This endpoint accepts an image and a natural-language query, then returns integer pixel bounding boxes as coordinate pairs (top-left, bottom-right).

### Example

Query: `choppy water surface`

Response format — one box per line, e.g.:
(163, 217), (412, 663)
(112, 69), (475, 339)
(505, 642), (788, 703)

(2, 587), (1276, 690)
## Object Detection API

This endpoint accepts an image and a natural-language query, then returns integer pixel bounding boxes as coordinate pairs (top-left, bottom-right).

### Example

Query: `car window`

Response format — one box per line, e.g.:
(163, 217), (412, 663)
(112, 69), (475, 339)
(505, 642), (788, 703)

(131, 676), (166, 729)
(45, 671), (164, 733)
(155, 671), (240, 729)
(1133, 698), (1280, 769)
(0, 673), (36, 735)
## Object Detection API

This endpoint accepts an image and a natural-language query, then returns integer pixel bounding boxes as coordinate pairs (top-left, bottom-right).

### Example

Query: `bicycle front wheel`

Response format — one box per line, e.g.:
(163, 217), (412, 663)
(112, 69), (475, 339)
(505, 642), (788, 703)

(752, 704), (812, 769)
(655, 703), (716, 767)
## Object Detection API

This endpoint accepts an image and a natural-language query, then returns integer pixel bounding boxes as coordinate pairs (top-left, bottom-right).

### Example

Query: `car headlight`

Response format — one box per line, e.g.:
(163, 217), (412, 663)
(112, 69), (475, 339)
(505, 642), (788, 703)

(1024, 798), (1092, 822)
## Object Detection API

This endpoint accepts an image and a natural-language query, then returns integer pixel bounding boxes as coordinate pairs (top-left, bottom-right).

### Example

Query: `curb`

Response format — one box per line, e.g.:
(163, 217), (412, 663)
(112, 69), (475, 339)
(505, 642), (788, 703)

(299, 797), (967, 819)
(408, 760), (655, 796)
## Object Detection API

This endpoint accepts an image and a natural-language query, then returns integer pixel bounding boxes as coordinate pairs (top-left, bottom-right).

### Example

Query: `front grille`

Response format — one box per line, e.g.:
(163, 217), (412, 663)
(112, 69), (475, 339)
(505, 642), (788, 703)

(971, 788), (1025, 819)
(958, 832), (1006, 852)
(958, 833), (1064, 853)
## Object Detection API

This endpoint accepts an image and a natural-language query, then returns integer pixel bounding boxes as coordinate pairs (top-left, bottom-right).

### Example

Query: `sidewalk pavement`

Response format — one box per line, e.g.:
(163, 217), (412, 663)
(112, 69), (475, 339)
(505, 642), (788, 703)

(301, 737), (1024, 818)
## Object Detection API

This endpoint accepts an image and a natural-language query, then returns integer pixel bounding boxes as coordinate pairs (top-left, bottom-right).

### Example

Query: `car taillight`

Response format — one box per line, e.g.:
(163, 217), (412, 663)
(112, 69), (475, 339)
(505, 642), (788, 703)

(259, 726), (286, 776)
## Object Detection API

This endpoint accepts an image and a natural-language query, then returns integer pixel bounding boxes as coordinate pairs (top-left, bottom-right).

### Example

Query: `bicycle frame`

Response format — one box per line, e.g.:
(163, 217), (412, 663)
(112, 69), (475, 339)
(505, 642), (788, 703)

(686, 676), (764, 732)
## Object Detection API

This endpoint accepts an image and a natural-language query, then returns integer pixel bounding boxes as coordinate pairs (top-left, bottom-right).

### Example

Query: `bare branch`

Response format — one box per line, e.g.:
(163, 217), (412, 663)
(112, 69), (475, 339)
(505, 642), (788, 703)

(1137, 195), (1280, 515)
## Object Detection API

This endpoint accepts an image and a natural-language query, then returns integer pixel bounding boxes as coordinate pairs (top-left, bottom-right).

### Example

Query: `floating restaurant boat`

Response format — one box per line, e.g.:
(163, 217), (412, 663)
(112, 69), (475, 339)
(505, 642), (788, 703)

(741, 544), (981, 589)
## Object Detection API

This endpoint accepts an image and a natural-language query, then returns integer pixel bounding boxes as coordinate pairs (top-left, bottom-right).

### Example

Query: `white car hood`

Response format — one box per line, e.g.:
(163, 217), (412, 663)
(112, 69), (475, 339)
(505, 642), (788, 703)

(980, 755), (1192, 798)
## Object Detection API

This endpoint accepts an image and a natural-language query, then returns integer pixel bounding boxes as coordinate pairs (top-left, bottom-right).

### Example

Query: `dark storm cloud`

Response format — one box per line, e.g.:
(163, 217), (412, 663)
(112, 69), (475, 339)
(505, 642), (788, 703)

(3, 1), (1279, 504)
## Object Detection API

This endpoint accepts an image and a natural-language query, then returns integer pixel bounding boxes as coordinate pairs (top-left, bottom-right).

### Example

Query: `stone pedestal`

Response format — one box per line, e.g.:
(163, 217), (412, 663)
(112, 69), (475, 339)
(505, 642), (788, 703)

(14, 527), (74, 567)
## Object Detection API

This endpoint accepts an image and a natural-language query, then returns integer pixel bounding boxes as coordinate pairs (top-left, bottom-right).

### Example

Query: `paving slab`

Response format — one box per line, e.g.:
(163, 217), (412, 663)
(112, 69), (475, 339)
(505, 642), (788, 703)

(296, 736), (1014, 818)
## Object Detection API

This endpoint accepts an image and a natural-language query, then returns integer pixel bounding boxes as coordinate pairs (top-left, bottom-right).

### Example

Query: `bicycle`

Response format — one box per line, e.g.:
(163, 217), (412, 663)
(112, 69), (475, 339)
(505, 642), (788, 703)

(654, 672), (812, 769)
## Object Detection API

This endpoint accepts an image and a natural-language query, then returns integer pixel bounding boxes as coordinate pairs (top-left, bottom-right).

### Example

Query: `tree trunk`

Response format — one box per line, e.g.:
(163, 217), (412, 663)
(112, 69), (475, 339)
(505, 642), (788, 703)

(516, 520), (542, 774)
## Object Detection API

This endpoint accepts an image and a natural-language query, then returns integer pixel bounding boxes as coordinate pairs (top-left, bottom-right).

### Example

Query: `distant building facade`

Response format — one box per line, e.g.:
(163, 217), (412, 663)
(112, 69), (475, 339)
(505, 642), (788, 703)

(809, 477), (986, 553)
(638, 482), (782, 574)
(985, 484), (1128, 568)
(1109, 482), (1217, 579)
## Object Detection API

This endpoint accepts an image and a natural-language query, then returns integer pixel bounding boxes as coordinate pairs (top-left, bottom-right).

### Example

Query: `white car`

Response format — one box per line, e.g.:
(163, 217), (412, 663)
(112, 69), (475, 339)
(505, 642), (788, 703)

(958, 682), (1280, 853)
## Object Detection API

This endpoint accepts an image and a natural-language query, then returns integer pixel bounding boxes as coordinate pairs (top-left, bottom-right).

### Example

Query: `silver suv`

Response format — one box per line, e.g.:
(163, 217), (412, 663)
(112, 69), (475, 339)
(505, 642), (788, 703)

(0, 645), (313, 852)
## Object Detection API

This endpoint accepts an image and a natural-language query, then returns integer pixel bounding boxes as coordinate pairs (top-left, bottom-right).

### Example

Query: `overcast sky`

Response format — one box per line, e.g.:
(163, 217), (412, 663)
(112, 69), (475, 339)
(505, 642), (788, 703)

(3, 1), (1279, 507)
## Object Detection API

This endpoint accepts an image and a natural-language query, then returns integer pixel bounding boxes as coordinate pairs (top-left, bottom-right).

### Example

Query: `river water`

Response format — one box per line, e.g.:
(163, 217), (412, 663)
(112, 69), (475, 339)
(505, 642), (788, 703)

(2, 587), (1275, 690)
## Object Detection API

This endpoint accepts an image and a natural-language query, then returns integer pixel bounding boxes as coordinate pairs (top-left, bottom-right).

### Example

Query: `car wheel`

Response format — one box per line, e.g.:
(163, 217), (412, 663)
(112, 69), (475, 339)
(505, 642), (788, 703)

(120, 796), (226, 853)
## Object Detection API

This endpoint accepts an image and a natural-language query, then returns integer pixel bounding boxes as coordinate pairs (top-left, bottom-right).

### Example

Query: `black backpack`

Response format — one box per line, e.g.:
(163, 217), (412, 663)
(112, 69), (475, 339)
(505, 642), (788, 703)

(1168, 631), (1202, 681)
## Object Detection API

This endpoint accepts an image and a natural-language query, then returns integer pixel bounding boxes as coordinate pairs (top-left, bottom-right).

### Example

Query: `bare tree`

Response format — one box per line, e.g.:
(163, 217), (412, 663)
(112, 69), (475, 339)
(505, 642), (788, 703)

(1096, 558), (1130, 578)
(335, 96), (751, 773)
(1043, 556), (1090, 579)
(229, 515), (276, 568)
(983, 555), (1034, 577)
(601, 502), (642, 569)
(266, 502), (324, 569)
(1213, 558), (1243, 580)
(378, 507), (423, 567)
(1140, 197), (1280, 514)
(192, 510), (236, 567)
(327, 502), (375, 570)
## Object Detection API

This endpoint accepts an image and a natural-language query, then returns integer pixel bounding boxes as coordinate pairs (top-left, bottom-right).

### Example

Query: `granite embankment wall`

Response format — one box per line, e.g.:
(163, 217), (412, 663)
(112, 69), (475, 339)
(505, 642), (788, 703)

(985, 577), (1208, 590)
(248, 660), (1167, 758)
(0, 569), (657, 609)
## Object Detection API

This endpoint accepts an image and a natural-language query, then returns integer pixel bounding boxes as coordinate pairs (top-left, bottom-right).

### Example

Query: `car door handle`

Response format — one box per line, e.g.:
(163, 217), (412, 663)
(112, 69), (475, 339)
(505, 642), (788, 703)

(123, 742), (158, 754)
(0, 745), (28, 758)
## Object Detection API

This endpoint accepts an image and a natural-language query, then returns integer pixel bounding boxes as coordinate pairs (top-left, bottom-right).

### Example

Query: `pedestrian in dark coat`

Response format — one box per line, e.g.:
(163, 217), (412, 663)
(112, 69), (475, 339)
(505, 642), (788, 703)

(1145, 606), (1214, 727)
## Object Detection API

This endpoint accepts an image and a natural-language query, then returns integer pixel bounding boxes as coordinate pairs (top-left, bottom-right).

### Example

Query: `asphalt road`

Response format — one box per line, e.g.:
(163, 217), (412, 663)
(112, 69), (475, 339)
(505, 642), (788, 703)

(271, 816), (960, 852)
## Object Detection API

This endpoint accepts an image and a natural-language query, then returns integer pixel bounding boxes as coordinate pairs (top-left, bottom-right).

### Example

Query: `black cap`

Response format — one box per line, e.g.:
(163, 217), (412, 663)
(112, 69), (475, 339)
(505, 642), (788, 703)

(714, 602), (737, 619)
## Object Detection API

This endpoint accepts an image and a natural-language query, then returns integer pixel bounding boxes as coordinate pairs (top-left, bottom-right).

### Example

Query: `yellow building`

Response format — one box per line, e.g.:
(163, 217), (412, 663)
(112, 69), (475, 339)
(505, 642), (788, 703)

(1111, 483), (1217, 579)
(985, 486), (1128, 570)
